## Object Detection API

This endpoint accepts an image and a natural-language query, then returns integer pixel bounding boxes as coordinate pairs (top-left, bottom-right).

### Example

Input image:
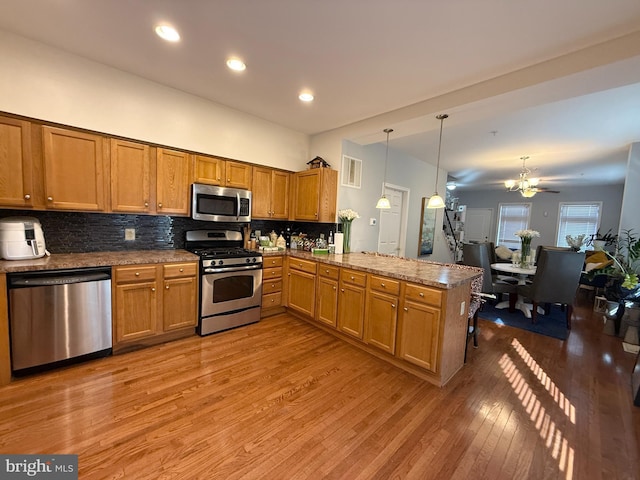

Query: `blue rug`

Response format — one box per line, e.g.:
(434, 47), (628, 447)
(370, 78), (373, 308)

(478, 302), (570, 340)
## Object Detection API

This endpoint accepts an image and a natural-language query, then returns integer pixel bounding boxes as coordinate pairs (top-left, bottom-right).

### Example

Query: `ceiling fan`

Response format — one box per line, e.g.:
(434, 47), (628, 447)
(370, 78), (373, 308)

(504, 156), (559, 197)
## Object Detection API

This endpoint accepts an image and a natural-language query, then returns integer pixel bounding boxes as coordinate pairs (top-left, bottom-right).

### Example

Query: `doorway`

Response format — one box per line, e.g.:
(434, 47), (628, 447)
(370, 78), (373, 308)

(377, 184), (409, 256)
(465, 208), (494, 243)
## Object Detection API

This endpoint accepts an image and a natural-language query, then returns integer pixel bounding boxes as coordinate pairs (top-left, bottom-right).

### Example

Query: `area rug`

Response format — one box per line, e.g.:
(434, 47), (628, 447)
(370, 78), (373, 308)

(478, 302), (570, 340)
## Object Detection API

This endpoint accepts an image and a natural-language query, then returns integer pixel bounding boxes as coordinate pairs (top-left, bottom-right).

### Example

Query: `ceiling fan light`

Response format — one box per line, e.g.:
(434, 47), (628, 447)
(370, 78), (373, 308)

(505, 179), (516, 189)
(529, 177), (540, 186)
(427, 193), (445, 209)
(521, 188), (536, 198)
(446, 181), (456, 190)
(376, 195), (391, 209)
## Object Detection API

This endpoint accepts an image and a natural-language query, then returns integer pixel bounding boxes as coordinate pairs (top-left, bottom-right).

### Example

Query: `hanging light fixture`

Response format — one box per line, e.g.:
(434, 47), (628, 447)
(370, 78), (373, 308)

(376, 128), (393, 209)
(504, 156), (540, 197)
(426, 114), (448, 209)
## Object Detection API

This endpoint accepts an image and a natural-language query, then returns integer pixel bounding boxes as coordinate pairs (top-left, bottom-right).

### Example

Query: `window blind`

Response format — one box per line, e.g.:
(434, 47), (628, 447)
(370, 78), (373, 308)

(496, 203), (531, 248)
(556, 202), (601, 247)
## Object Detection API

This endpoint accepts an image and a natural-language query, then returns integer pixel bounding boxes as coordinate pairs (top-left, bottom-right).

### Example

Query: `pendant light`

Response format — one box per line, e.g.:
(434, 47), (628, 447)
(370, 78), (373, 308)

(376, 128), (394, 209)
(427, 114), (448, 209)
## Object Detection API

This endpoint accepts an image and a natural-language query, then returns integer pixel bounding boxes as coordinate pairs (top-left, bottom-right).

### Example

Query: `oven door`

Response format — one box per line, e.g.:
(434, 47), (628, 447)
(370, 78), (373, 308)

(199, 266), (263, 334)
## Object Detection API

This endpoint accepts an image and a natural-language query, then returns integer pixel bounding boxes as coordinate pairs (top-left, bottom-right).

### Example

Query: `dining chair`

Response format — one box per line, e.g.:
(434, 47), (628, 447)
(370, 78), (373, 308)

(462, 243), (518, 311)
(534, 245), (571, 265)
(518, 248), (586, 328)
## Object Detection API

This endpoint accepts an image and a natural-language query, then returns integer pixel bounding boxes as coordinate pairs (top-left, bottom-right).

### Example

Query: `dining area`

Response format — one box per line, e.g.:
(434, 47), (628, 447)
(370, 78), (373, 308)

(462, 240), (586, 330)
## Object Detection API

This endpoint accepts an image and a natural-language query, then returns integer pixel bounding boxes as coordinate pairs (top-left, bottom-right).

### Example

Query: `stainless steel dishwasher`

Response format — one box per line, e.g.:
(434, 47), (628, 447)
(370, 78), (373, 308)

(8, 267), (112, 375)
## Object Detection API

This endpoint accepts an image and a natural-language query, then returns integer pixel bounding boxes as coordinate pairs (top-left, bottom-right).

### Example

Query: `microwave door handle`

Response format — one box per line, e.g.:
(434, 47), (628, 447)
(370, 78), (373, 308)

(236, 192), (241, 220)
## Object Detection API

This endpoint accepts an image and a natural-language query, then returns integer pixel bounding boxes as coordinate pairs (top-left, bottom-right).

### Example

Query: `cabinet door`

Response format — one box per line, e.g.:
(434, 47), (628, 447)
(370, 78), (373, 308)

(293, 170), (320, 221)
(114, 281), (158, 343)
(316, 276), (338, 327)
(0, 116), (34, 208)
(271, 170), (290, 219)
(225, 161), (252, 189)
(365, 290), (398, 354)
(163, 276), (197, 331)
(398, 300), (440, 373)
(156, 148), (191, 215)
(194, 155), (225, 186)
(43, 126), (107, 211)
(251, 166), (273, 219)
(337, 283), (366, 339)
(287, 269), (316, 318)
(110, 139), (151, 213)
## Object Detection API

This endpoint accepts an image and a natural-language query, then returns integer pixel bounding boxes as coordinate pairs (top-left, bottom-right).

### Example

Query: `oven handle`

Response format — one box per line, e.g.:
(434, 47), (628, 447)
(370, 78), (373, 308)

(203, 264), (263, 274)
(236, 192), (240, 221)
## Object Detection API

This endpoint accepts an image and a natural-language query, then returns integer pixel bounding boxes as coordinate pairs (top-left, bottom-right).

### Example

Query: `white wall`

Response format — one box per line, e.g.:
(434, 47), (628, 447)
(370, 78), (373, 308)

(339, 140), (451, 262)
(0, 30), (309, 170)
(619, 142), (640, 237)
(456, 184), (624, 249)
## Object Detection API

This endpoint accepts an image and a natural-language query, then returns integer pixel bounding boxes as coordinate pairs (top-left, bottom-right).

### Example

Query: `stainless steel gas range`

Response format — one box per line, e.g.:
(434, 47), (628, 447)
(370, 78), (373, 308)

(185, 230), (263, 336)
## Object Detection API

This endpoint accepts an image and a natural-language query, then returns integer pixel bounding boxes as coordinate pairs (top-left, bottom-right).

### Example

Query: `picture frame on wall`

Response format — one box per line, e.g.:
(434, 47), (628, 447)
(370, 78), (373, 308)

(418, 197), (437, 256)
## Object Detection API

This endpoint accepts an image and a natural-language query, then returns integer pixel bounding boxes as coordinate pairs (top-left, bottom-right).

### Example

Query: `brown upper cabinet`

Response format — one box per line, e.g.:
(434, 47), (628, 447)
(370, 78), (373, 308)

(193, 155), (252, 190)
(156, 148), (192, 216)
(110, 139), (152, 213)
(42, 126), (109, 211)
(252, 167), (290, 219)
(0, 116), (34, 208)
(292, 168), (338, 222)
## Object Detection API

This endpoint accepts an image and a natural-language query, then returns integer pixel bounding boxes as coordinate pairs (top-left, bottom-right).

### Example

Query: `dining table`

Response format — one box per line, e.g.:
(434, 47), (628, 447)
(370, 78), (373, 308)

(491, 262), (540, 318)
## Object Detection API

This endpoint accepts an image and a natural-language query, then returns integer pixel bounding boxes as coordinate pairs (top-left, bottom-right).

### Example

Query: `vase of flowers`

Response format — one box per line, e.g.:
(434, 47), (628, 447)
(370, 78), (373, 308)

(515, 229), (540, 268)
(566, 234), (586, 252)
(338, 208), (359, 253)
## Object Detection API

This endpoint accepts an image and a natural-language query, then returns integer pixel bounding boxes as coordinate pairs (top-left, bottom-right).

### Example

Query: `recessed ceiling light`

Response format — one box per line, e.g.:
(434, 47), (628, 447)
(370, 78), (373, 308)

(155, 25), (180, 42)
(299, 92), (314, 102)
(226, 58), (246, 72)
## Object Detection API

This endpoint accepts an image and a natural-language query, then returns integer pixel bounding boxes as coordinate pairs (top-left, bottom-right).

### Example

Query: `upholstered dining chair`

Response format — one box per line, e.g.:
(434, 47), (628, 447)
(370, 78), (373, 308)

(462, 242), (518, 312)
(518, 248), (586, 328)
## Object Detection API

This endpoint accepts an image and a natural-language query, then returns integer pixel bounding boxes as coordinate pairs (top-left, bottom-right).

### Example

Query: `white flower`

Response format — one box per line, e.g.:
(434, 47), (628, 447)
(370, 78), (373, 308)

(338, 209), (360, 222)
(514, 229), (540, 239)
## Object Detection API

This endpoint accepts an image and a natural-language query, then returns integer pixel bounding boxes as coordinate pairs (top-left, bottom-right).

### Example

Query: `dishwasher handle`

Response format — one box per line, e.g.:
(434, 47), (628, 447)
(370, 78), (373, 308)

(8, 268), (111, 288)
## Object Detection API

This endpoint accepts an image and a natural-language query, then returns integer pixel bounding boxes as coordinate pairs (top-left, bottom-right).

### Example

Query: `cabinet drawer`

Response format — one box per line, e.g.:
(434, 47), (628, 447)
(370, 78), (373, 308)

(263, 266), (283, 280)
(163, 262), (197, 279)
(263, 279), (282, 294)
(404, 283), (442, 307)
(289, 258), (317, 274)
(340, 269), (367, 287)
(318, 264), (339, 280)
(115, 265), (157, 283)
(263, 256), (283, 268)
(369, 275), (400, 295)
(262, 292), (282, 308)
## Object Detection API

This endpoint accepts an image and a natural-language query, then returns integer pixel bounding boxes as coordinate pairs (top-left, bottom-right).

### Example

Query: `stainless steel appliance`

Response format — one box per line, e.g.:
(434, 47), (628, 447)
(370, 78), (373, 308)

(0, 216), (47, 260)
(186, 229), (263, 335)
(8, 267), (112, 374)
(191, 184), (251, 222)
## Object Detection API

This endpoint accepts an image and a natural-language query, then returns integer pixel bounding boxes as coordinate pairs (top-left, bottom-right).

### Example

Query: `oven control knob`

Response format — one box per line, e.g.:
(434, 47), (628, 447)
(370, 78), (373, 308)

(246, 258), (251, 263)
(218, 260), (224, 266)
(252, 257), (257, 263)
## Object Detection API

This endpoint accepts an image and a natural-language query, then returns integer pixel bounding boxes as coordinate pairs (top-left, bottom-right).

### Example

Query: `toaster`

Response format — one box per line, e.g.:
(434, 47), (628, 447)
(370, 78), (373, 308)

(0, 217), (47, 260)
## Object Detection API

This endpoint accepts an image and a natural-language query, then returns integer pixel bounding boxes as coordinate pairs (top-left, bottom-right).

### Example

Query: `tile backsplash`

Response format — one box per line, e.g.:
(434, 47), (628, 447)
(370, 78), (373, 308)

(0, 210), (337, 253)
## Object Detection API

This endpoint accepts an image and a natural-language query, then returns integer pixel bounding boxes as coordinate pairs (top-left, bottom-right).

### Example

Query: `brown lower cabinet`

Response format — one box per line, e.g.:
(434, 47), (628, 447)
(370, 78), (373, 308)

(261, 255), (285, 316)
(284, 257), (471, 387)
(113, 262), (197, 351)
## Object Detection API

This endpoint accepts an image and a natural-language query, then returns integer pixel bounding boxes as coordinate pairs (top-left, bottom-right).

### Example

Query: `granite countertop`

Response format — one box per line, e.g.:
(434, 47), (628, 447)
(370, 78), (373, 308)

(264, 250), (481, 289)
(0, 250), (199, 273)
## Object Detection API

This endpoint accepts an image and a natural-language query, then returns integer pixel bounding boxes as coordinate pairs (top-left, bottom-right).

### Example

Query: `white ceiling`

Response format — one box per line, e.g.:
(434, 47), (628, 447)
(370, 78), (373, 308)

(1, 0), (640, 191)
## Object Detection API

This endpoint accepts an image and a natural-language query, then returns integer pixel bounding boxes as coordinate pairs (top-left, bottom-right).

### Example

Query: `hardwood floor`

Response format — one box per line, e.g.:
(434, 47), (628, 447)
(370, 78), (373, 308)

(1, 291), (638, 479)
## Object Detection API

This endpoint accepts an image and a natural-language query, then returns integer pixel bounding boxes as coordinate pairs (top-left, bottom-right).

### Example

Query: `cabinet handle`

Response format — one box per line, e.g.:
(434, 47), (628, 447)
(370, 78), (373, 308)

(381, 283), (385, 287)
(144, 202), (149, 207)
(158, 203), (163, 208)
(391, 304), (396, 308)
(419, 292), (424, 297)
(151, 287), (156, 292)
(341, 288), (345, 292)
(166, 285), (170, 289)
(47, 196), (53, 201)
(333, 286), (337, 290)
(179, 268), (184, 272)
(24, 194), (31, 200)
(135, 272), (140, 276)
(272, 260), (276, 264)
(314, 212), (318, 217)
(350, 276), (355, 280)
(404, 307), (408, 311)
(271, 284), (275, 287)
(227, 178), (231, 182)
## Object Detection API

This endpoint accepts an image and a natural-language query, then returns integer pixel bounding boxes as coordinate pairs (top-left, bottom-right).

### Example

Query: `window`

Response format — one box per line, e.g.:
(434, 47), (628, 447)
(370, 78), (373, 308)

(496, 203), (531, 248)
(556, 202), (601, 247)
(341, 155), (362, 189)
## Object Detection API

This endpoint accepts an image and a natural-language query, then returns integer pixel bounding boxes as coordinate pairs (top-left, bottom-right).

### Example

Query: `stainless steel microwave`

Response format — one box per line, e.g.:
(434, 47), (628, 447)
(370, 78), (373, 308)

(191, 184), (251, 222)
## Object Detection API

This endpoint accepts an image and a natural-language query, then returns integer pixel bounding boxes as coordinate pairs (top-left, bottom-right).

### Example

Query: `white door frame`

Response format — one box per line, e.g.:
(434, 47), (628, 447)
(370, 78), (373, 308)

(377, 183), (410, 257)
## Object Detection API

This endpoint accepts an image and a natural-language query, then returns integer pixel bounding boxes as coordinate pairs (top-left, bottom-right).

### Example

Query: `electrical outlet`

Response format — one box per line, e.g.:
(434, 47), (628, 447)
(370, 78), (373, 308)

(369, 218), (377, 226)
(460, 301), (466, 316)
(125, 228), (136, 241)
